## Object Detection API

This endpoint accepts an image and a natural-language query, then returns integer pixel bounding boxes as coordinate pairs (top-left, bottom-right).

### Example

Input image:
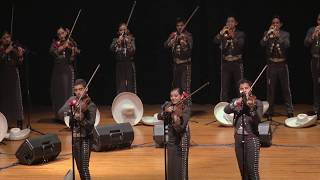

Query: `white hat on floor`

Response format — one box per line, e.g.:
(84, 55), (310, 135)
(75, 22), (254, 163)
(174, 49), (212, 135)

(262, 101), (269, 115)
(141, 114), (162, 126)
(111, 92), (143, 126)
(214, 102), (234, 127)
(0, 112), (30, 141)
(285, 114), (317, 128)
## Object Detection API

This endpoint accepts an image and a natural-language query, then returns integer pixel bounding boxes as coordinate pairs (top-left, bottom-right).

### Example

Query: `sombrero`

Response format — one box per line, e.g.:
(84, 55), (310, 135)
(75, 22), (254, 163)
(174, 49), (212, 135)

(214, 102), (234, 126)
(0, 112), (30, 142)
(111, 92), (143, 126)
(285, 114), (317, 128)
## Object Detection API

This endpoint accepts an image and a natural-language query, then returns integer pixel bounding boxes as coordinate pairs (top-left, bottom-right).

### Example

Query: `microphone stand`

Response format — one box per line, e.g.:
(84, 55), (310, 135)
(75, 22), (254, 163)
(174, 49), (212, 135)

(239, 95), (246, 180)
(163, 119), (168, 180)
(24, 51), (45, 135)
(69, 104), (76, 180)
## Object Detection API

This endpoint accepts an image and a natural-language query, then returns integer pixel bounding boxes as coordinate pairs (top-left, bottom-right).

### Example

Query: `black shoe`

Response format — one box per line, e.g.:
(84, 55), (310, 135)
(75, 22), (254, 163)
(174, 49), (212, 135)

(287, 113), (294, 118)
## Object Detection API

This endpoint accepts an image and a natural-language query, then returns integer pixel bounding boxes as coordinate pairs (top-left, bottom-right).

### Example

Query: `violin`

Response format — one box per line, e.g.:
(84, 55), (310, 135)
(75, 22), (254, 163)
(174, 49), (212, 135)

(165, 91), (188, 130)
(240, 92), (257, 110)
(71, 94), (91, 121)
(170, 32), (188, 47)
(0, 41), (25, 65)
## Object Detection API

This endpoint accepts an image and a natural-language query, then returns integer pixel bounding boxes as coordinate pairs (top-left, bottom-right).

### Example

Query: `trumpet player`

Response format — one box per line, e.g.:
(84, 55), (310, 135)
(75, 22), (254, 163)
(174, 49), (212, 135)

(214, 15), (245, 102)
(260, 15), (293, 121)
(304, 13), (320, 120)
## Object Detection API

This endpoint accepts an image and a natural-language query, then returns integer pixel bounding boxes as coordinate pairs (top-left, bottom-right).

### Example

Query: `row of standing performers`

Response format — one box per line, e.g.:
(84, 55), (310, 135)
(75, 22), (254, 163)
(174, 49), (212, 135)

(0, 14), (320, 129)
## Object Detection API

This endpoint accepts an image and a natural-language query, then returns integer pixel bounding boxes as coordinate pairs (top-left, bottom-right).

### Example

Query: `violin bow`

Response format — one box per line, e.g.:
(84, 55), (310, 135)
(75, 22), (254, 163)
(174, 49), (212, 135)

(249, 65), (268, 92)
(126, 1), (137, 27)
(75, 64), (101, 106)
(175, 82), (210, 106)
(180, 6), (199, 33)
(68, 9), (82, 40)
(10, 4), (14, 36)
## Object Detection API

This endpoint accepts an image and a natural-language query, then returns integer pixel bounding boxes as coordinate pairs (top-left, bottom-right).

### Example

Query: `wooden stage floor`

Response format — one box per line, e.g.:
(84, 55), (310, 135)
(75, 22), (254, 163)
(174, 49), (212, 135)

(1, 104), (320, 180)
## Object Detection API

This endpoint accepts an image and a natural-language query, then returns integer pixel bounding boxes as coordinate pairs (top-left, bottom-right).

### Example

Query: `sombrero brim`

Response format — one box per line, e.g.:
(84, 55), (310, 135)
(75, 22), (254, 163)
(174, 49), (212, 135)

(142, 116), (162, 126)
(214, 102), (233, 127)
(0, 112), (8, 142)
(285, 115), (317, 128)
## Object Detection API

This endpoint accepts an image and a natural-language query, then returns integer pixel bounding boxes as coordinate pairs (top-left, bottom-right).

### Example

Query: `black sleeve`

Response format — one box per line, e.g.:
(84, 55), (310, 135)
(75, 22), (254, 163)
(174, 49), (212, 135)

(304, 28), (314, 47)
(180, 105), (191, 133)
(80, 103), (97, 132)
(157, 101), (171, 120)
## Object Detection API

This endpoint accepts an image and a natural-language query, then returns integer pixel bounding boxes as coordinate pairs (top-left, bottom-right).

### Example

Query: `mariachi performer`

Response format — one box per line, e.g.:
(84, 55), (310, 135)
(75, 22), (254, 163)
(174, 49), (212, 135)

(0, 31), (25, 129)
(58, 79), (96, 180)
(224, 79), (262, 180)
(260, 15), (293, 120)
(50, 26), (80, 120)
(157, 88), (191, 180)
(304, 13), (320, 120)
(110, 22), (136, 94)
(214, 15), (245, 102)
(164, 17), (193, 96)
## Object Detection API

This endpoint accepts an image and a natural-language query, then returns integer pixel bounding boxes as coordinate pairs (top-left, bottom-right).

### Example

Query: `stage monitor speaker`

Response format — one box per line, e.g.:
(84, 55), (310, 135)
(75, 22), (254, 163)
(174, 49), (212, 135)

(15, 133), (61, 165)
(258, 121), (272, 147)
(153, 124), (168, 148)
(92, 122), (134, 151)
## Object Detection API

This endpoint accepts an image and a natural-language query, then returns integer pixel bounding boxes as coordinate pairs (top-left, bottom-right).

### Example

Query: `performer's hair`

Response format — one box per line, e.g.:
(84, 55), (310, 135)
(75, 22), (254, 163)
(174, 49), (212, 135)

(74, 79), (87, 87)
(272, 15), (282, 22)
(171, 87), (184, 95)
(176, 17), (185, 24)
(1, 31), (11, 37)
(238, 79), (252, 87)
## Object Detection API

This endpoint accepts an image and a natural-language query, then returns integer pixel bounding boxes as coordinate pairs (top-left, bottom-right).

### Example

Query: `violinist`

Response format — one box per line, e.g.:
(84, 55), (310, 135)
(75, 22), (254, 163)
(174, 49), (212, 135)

(157, 87), (191, 180)
(58, 79), (97, 180)
(164, 18), (193, 101)
(224, 79), (263, 180)
(110, 23), (136, 94)
(0, 31), (25, 129)
(50, 27), (80, 121)
(304, 13), (320, 120)
(260, 15), (293, 121)
(214, 15), (245, 102)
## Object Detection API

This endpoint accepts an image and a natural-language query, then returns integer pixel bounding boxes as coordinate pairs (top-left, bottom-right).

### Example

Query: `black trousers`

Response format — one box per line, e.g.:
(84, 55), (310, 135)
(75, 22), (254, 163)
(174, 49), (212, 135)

(235, 134), (260, 180)
(116, 61), (136, 94)
(74, 137), (91, 180)
(311, 58), (320, 114)
(167, 125), (190, 180)
(266, 63), (293, 115)
(220, 62), (244, 102)
(172, 63), (191, 93)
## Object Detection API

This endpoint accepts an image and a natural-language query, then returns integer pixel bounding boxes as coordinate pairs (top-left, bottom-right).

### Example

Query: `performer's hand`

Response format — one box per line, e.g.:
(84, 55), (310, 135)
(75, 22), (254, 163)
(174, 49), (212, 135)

(5, 44), (14, 54)
(17, 47), (25, 57)
(165, 106), (174, 113)
(180, 39), (187, 46)
(234, 97), (243, 107)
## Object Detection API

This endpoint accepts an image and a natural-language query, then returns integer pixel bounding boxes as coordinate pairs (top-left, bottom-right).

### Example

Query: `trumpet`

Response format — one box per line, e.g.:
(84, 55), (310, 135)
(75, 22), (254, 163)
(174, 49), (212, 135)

(267, 26), (276, 38)
(220, 26), (230, 37)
